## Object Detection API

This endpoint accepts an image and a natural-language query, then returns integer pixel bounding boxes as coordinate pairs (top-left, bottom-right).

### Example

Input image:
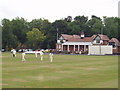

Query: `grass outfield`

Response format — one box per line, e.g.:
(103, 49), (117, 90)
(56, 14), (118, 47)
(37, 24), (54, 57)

(2, 52), (118, 88)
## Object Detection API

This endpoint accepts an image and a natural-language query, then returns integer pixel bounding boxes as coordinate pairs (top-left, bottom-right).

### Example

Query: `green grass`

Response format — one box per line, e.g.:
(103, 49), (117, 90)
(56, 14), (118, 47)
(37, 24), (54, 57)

(2, 52), (118, 88)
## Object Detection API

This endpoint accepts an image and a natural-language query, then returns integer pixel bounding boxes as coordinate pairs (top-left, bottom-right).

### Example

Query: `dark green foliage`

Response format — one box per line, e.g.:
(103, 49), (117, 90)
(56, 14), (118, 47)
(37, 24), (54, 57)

(2, 19), (18, 50)
(11, 17), (29, 44)
(1, 15), (119, 50)
(27, 28), (46, 49)
(103, 17), (118, 39)
(87, 16), (103, 36)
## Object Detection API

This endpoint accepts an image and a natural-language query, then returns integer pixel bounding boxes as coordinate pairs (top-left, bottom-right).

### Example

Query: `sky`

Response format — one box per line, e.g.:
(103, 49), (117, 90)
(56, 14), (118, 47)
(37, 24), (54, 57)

(0, 0), (119, 22)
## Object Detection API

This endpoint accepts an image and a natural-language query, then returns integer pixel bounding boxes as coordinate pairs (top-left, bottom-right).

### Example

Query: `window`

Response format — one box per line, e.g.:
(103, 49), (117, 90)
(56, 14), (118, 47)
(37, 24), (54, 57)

(59, 36), (64, 40)
(109, 42), (116, 48)
(96, 36), (101, 43)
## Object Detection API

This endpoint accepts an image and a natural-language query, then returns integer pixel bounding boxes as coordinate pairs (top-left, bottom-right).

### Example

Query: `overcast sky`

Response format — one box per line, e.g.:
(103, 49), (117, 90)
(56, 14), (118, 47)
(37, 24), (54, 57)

(0, 0), (119, 22)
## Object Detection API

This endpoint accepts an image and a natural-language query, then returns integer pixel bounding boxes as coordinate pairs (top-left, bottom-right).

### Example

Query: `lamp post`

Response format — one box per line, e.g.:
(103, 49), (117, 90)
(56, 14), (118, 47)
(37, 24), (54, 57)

(57, 28), (59, 41)
(99, 17), (106, 55)
(56, 28), (59, 51)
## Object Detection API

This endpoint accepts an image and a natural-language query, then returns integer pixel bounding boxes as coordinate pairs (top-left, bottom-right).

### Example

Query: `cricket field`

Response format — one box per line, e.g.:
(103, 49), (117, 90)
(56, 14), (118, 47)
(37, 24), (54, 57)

(2, 52), (118, 88)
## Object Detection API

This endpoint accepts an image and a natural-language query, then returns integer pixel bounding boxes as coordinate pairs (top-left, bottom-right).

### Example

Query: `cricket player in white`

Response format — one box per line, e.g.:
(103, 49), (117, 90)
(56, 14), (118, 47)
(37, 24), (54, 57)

(35, 51), (38, 57)
(40, 51), (44, 61)
(22, 52), (26, 62)
(49, 53), (53, 62)
(12, 49), (16, 57)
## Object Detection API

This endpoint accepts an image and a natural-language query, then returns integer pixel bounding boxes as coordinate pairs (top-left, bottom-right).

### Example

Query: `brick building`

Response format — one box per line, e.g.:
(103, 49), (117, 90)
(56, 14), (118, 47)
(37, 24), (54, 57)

(56, 32), (120, 54)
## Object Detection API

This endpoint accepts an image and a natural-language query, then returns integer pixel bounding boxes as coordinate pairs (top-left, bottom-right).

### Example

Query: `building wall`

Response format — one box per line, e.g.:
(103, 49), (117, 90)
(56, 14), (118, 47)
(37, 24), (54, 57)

(56, 44), (62, 51)
(103, 41), (109, 45)
(62, 42), (92, 45)
(118, 46), (120, 53)
(113, 46), (120, 54)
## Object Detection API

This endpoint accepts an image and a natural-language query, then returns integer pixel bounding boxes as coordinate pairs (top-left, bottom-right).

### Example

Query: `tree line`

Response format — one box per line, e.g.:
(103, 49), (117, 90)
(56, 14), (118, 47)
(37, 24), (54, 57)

(1, 15), (119, 50)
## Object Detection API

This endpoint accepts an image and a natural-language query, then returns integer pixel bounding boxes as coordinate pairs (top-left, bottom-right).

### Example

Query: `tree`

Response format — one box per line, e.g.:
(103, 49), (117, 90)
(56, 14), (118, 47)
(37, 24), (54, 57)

(2, 19), (18, 50)
(118, 18), (120, 41)
(74, 15), (88, 23)
(26, 28), (46, 49)
(87, 15), (103, 36)
(29, 19), (43, 30)
(0, 25), (2, 49)
(103, 17), (118, 39)
(52, 20), (71, 35)
(1, 16), (119, 50)
(69, 15), (88, 35)
(65, 16), (72, 22)
(11, 17), (29, 45)
(29, 18), (54, 49)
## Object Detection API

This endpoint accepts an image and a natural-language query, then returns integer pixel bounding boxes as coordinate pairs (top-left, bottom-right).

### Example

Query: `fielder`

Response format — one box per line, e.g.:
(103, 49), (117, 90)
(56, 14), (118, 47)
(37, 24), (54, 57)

(22, 52), (26, 62)
(12, 49), (16, 57)
(35, 51), (38, 57)
(49, 53), (53, 62)
(40, 51), (44, 61)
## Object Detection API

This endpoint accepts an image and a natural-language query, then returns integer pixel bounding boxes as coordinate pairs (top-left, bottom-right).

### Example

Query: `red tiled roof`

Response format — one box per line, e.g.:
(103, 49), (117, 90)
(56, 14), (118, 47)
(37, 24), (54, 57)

(73, 35), (80, 38)
(109, 38), (120, 46)
(61, 34), (73, 40)
(67, 37), (92, 42)
(61, 34), (110, 42)
(98, 34), (110, 40)
(92, 34), (109, 41)
(109, 38), (119, 42)
(91, 35), (97, 39)
(61, 34), (92, 42)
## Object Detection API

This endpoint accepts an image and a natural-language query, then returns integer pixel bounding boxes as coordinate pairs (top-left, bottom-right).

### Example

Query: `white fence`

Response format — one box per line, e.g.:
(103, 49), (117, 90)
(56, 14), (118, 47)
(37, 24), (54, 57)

(88, 45), (113, 55)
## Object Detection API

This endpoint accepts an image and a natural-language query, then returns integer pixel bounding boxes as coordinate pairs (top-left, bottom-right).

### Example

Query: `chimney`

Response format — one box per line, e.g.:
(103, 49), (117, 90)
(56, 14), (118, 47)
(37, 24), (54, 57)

(80, 32), (85, 39)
